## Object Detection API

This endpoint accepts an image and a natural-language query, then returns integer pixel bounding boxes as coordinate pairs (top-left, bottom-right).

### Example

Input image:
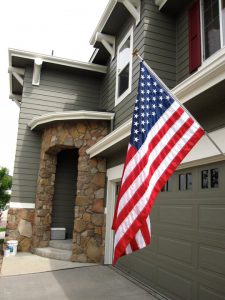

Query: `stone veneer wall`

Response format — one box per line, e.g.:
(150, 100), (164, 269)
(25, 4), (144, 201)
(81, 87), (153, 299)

(32, 120), (109, 263)
(6, 208), (35, 251)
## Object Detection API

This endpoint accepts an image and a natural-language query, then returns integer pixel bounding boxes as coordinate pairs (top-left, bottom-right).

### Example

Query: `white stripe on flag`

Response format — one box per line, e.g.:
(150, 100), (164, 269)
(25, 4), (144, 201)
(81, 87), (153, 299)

(114, 122), (200, 248)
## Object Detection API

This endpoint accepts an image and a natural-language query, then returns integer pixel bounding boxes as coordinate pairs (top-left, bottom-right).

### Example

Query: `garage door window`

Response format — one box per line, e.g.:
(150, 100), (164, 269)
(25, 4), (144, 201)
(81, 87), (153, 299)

(201, 168), (219, 188)
(179, 173), (192, 191)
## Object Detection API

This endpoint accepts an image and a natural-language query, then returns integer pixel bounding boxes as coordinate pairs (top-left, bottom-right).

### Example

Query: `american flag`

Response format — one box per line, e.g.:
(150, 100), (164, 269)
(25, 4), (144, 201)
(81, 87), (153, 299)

(112, 62), (204, 265)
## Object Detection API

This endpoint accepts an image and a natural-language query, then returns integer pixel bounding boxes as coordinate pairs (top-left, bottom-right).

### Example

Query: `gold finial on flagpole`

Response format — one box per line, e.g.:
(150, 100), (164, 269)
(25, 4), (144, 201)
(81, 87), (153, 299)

(133, 49), (144, 61)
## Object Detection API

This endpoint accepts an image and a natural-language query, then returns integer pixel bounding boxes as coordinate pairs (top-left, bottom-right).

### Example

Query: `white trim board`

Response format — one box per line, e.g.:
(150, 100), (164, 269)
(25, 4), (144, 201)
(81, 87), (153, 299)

(88, 125), (225, 166)
(9, 49), (107, 74)
(9, 202), (35, 209)
(104, 164), (123, 264)
(173, 47), (225, 103)
(29, 111), (115, 130)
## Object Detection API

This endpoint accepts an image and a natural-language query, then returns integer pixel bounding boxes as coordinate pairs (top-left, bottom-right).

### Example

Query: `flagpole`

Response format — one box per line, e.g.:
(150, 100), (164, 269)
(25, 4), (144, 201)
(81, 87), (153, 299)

(133, 49), (225, 157)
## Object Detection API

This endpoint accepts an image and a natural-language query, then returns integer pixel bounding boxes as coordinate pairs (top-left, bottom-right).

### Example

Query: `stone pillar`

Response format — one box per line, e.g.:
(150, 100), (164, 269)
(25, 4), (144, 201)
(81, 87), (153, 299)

(72, 155), (106, 263)
(32, 153), (57, 248)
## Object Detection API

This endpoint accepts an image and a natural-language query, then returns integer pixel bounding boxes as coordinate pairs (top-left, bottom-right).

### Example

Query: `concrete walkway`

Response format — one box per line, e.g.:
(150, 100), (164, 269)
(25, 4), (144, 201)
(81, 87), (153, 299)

(1, 252), (95, 276)
(0, 265), (159, 300)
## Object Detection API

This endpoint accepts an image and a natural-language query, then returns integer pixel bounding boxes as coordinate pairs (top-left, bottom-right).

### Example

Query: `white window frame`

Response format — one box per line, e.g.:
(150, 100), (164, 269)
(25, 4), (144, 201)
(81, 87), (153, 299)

(115, 27), (133, 106)
(104, 164), (123, 264)
(200, 0), (225, 62)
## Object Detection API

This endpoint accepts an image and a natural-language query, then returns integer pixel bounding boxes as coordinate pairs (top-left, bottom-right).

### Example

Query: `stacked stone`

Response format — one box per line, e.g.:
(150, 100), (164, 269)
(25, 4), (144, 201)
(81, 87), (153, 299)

(6, 208), (34, 251)
(72, 157), (106, 263)
(32, 120), (109, 263)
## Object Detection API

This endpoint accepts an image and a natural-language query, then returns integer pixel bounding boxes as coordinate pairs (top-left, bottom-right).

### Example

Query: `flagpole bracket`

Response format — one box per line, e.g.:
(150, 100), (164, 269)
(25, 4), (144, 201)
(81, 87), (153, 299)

(133, 49), (143, 61)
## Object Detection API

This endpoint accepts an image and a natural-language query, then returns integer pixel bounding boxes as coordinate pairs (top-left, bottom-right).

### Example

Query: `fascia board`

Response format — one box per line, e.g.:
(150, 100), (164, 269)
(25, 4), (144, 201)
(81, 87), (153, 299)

(90, 0), (117, 45)
(8, 48), (107, 74)
(28, 111), (115, 130)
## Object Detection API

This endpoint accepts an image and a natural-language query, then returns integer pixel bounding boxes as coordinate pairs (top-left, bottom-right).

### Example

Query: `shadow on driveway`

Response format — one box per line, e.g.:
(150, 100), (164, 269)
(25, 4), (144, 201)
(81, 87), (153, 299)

(0, 265), (158, 300)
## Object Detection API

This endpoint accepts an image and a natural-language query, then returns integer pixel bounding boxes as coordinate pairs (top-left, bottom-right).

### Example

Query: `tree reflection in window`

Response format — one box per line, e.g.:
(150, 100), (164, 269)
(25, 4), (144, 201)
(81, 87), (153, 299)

(201, 168), (219, 189)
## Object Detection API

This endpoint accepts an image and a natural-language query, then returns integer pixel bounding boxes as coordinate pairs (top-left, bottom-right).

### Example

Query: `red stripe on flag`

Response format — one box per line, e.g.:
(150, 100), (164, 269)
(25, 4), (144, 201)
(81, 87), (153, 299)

(115, 117), (195, 230)
(113, 127), (204, 264)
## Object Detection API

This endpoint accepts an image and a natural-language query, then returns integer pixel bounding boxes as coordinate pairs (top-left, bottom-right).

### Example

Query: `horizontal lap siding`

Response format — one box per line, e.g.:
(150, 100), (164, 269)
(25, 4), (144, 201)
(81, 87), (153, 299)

(176, 6), (189, 84)
(99, 0), (176, 130)
(143, 1), (176, 89)
(11, 68), (101, 204)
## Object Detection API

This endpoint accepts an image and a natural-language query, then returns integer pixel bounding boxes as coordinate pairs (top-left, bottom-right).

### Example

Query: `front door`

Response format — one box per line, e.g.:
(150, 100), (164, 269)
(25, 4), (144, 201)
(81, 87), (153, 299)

(52, 149), (78, 239)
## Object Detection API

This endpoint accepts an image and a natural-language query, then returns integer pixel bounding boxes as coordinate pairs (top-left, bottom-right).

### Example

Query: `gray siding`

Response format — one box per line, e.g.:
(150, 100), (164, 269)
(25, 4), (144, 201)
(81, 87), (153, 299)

(11, 67), (102, 204)
(99, 0), (176, 130)
(143, 1), (176, 88)
(99, 15), (144, 129)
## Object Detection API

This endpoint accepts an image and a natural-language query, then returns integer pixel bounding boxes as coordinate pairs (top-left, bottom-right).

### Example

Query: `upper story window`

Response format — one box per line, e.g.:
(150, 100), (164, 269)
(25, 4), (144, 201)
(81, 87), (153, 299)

(115, 27), (133, 106)
(202, 0), (222, 59)
(189, 0), (225, 73)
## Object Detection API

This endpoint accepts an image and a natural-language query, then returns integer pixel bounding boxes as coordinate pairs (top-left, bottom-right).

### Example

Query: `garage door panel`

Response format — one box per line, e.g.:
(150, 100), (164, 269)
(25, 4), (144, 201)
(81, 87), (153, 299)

(199, 206), (225, 231)
(158, 236), (193, 265)
(119, 251), (156, 286)
(199, 245), (225, 276)
(199, 285), (225, 300)
(157, 267), (193, 300)
(158, 205), (194, 227)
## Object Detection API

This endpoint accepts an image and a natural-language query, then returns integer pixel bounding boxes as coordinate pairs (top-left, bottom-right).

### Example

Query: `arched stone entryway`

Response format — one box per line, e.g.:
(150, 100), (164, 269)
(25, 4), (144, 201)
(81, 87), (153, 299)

(32, 120), (109, 263)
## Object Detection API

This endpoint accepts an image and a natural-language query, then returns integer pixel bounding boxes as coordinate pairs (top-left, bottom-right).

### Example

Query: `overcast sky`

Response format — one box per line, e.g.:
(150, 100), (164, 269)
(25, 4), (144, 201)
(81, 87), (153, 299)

(0, 0), (108, 174)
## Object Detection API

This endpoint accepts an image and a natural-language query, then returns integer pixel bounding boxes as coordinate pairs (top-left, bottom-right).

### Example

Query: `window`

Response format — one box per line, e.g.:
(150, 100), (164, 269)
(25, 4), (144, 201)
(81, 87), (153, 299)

(202, 0), (225, 59)
(201, 168), (219, 188)
(222, 0), (225, 45)
(115, 27), (133, 105)
(179, 173), (192, 191)
(188, 0), (225, 72)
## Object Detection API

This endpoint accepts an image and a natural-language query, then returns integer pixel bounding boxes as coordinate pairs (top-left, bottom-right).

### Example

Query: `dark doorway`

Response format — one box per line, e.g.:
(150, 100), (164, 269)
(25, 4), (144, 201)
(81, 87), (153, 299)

(52, 149), (78, 239)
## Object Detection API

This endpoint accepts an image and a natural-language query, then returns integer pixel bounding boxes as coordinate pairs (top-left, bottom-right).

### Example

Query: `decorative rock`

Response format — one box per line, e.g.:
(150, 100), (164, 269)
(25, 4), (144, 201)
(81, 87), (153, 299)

(91, 173), (105, 187)
(94, 188), (104, 199)
(87, 238), (102, 262)
(18, 236), (32, 252)
(97, 160), (106, 172)
(77, 253), (88, 263)
(74, 219), (86, 233)
(92, 199), (104, 213)
(64, 136), (74, 146)
(76, 196), (89, 206)
(72, 244), (83, 255)
(18, 219), (32, 238)
(92, 214), (104, 226)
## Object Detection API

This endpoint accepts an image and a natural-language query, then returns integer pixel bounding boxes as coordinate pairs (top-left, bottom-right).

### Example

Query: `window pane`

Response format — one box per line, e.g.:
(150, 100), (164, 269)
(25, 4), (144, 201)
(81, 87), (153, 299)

(211, 168), (219, 187)
(179, 174), (186, 191)
(222, 0), (225, 45)
(118, 64), (129, 97)
(203, 0), (221, 59)
(202, 170), (209, 188)
(186, 173), (192, 190)
(118, 37), (130, 71)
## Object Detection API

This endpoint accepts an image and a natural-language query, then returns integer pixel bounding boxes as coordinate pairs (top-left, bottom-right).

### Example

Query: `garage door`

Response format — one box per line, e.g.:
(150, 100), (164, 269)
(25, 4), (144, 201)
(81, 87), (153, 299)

(117, 161), (225, 300)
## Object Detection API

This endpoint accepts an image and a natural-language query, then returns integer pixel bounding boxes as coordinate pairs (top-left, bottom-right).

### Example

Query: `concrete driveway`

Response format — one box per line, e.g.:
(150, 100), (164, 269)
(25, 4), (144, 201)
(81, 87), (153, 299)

(0, 265), (159, 300)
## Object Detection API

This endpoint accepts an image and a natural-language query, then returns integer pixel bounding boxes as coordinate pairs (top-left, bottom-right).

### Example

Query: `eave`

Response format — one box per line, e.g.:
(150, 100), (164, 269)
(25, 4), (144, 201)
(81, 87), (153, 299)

(28, 111), (115, 131)
(8, 48), (107, 106)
